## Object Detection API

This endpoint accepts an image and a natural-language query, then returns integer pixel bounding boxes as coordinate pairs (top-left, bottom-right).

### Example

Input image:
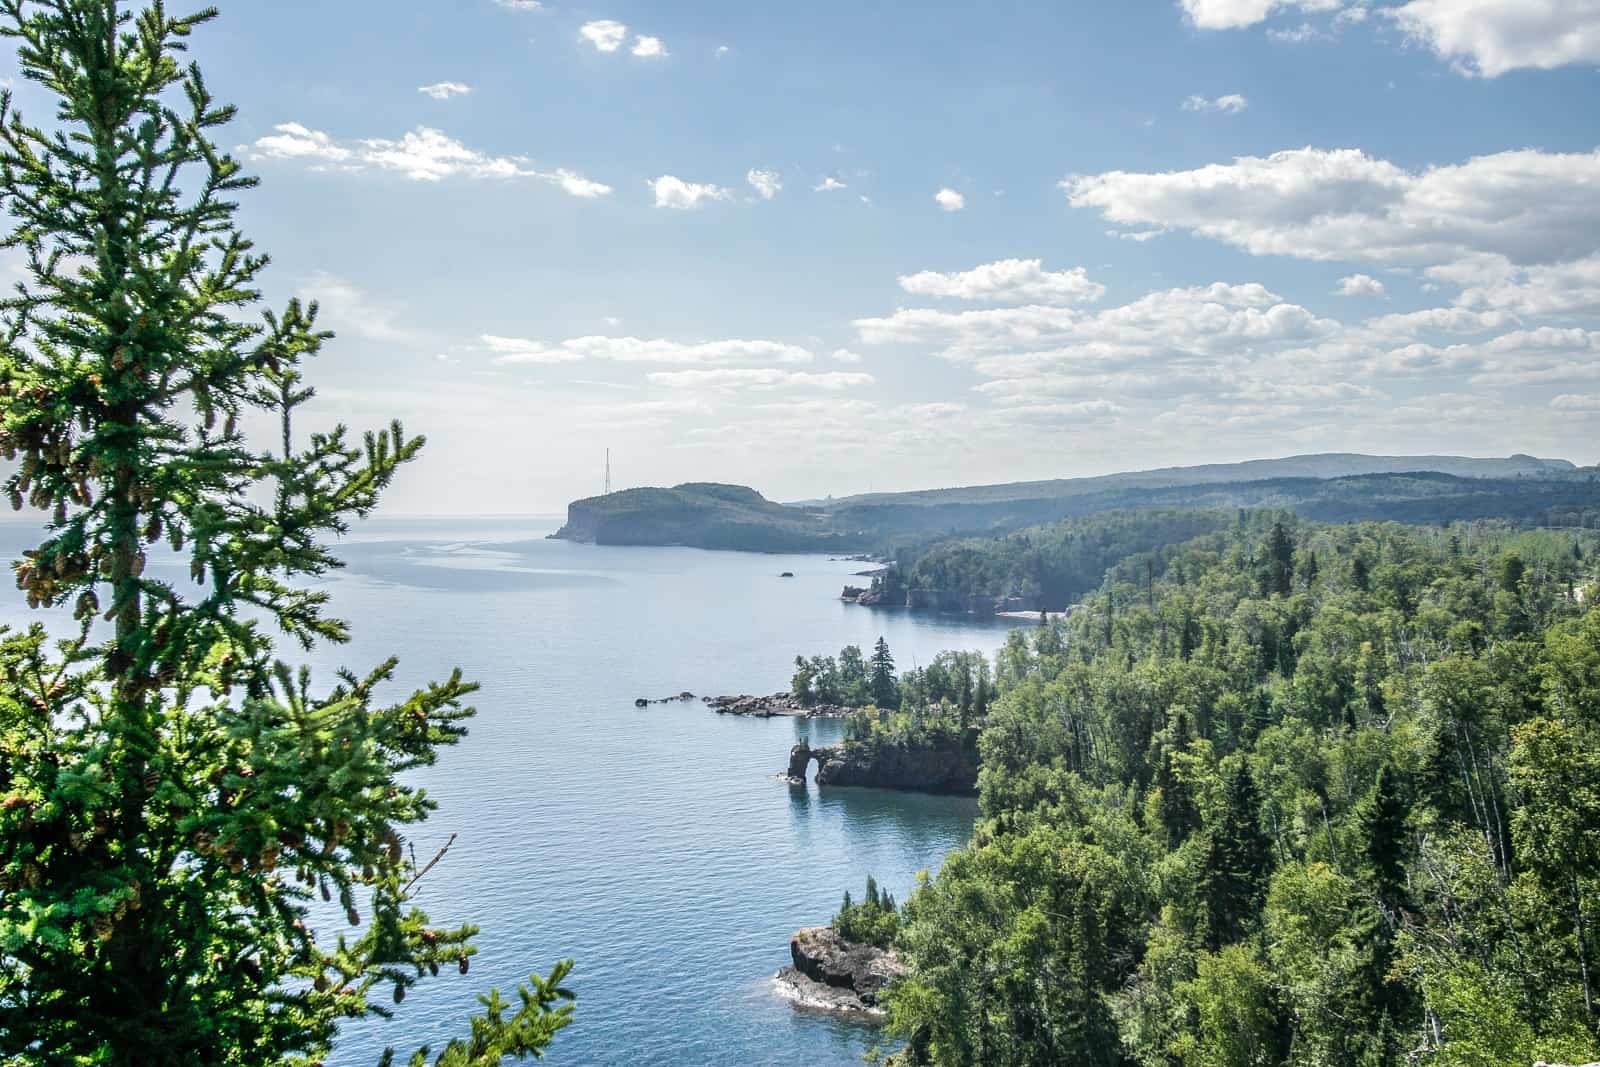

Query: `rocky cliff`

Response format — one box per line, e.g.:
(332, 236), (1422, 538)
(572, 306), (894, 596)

(774, 925), (906, 1019)
(786, 738), (979, 795)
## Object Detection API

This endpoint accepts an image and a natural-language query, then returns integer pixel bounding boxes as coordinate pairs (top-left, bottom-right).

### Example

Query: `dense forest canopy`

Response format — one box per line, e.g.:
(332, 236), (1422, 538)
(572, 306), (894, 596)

(869, 517), (1600, 1067)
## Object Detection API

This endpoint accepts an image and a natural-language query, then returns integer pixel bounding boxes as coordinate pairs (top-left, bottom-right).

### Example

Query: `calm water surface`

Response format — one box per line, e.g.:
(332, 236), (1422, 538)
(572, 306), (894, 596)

(1, 517), (1023, 1066)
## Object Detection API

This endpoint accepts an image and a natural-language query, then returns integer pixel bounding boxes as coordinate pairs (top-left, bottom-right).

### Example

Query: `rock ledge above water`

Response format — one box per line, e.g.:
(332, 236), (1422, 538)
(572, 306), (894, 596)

(773, 925), (905, 1021)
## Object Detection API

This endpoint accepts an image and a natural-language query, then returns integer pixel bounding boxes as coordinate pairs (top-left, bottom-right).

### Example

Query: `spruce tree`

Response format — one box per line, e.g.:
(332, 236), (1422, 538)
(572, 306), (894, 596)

(1201, 762), (1273, 948)
(0, 3), (572, 1063)
(870, 636), (898, 708)
(1262, 521), (1294, 597)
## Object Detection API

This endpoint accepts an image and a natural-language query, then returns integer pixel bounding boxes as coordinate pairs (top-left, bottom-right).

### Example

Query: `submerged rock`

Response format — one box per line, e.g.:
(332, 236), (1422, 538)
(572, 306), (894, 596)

(773, 925), (906, 1021)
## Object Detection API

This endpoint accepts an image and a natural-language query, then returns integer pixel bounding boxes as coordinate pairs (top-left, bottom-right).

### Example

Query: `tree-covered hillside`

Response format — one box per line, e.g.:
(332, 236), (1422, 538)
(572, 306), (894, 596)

(556, 468), (1600, 557)
(880, 518), (1600, 1066)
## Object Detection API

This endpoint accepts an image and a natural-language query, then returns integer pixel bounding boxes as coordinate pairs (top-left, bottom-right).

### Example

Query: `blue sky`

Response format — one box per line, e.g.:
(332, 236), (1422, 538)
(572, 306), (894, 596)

(12, 0), (1599, 513)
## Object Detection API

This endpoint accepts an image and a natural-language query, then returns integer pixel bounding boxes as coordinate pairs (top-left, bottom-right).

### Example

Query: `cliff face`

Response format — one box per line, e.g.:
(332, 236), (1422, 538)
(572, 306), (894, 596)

(812, 738), (979, 795)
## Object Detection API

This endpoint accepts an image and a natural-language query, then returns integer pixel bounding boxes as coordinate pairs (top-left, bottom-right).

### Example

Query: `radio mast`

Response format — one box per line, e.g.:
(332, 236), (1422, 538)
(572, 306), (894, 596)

(604, 448), (612, 495)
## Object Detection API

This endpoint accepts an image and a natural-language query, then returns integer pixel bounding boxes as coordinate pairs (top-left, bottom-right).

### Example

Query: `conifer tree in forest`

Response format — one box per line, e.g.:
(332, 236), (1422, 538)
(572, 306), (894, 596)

(1262, 521), (1294, 598)
(0, 3), (572, 1063)
(871, 636), (898, 708)
(1201, 762), (1273, 949)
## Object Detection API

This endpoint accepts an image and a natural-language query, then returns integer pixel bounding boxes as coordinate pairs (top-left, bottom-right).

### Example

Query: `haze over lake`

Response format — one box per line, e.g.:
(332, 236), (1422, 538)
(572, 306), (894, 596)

(0, 518), (1020, 1066)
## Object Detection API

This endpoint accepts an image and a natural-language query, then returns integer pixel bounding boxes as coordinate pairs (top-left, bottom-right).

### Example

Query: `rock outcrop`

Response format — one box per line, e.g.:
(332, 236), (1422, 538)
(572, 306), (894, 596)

(813, 739), (979, 795)
(773, 925), (905, 1020)
(633, 691), (696, 707)
(705, 693), (853, 719)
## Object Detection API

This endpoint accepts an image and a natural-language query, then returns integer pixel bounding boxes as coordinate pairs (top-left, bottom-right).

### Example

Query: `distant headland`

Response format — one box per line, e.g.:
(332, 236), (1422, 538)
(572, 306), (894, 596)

(552, 452), (1586, 554)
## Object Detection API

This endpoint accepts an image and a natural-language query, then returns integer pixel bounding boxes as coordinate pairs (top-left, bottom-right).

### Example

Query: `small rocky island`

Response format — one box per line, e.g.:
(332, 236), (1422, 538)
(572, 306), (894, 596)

(774, 925), (905, 1020)
(784, 737), (979, 795)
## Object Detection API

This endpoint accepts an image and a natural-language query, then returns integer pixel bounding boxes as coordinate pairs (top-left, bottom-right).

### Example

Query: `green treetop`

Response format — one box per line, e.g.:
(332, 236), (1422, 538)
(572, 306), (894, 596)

(0, 2), (571, 1064)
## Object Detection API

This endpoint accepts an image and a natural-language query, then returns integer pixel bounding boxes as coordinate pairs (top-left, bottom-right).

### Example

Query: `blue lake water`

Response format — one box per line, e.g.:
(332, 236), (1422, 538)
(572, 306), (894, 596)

(0, 517), (1022, 1066)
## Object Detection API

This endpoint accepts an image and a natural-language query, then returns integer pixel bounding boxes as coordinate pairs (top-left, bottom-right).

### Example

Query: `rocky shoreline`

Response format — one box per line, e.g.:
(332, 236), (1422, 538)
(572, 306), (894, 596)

(773, 925), (905, 1021)
(705, 693), (855, 719)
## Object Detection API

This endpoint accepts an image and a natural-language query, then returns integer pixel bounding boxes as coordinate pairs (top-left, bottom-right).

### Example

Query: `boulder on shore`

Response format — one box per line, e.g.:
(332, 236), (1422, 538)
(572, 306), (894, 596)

(773, 925), (905, 1020)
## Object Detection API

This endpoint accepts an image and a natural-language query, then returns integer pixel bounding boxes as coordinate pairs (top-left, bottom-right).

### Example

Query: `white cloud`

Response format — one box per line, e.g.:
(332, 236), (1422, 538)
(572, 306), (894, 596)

(716, 45), (731, 58)
(1551, 394), (1600, 411)
(650, 175), (733, 209)
(648, 368), (874, 391)
(418, 81), (472, 100)
(298, 272), (415, 344)
(579, 19), (628, 52)
(495, 0), (542, 9)
(814, 176), (848, 192)
(1390, 0), (1600, 77)
(1336, 273), (1386, 297)
(746, 168), (782, 200)
(245, 123), (612, 196)
(934, 187), (966, 211)
(1455, 254), (1600, 316)
(486, 335), (814, 365)
(1267, 22), (1327, 42)
(1182, 93), (1250, 112)
(632, 35), (668, 58)
(548, 168), (613, 198)
(898, 259), (1105, 306)
(831, 348), (864, 363)
(246, 122), (354, 166)
(1179, 0), (1343, 30)
(1064, 146), (1600, 272)
(856, 281), (1333, 363)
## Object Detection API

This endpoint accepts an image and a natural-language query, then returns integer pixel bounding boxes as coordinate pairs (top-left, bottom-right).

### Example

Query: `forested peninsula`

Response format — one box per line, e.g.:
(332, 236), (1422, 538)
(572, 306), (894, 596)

(553, 453), (1589, 555)
(788, 515), (1600, 1066)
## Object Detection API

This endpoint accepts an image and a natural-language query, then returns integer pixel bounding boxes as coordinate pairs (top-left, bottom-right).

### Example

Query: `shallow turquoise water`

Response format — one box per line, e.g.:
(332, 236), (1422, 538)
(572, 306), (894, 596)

(0, 518), (1020, 1066)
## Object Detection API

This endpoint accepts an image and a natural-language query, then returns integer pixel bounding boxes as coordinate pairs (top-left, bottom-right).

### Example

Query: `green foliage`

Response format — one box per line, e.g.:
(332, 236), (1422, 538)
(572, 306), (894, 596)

(833, 876), (900, 949)
(872, 637), (899, 709)
(0, 3), (571, 1062)
(887, 518), (1600, 1066)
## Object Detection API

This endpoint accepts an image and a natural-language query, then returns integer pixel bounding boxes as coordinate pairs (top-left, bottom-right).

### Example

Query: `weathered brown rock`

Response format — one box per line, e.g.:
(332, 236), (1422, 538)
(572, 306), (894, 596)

(784, 741), (812, 782)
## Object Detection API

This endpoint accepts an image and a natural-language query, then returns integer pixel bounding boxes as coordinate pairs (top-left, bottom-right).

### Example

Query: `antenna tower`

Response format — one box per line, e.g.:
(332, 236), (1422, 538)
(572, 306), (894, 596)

(604, 448), (612, 495)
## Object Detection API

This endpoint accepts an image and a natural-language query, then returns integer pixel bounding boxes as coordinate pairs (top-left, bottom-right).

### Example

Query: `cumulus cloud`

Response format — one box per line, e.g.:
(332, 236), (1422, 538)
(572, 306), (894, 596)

(244, 123), (612, 196)
(495, 0), (541, 9)
(814, 176), (848, 192)
(579, 19), (628, 52)
(1455, 254), (1600, 316)
(1390, 0), (1600, 77)
(856, 281), (1333, 363)
(1179, 0), (1344, 30)
(934, 187), (966, 211)
(1336, 273), (1387, 297)
(418, 81), (472, 100)
(648, 368), (874, 391)
(632, 35), (668, 58)
(746, 168), (782, 200)
(1551, 394), (1600, 411)
(1182, 93), (1250, 112)
(831, 348), (864, 363)
(650, 175), (733, 209)
(1064, 145), (1600, 272)
(486, 335), (815, 365)
(898, 259), (1105, 306)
